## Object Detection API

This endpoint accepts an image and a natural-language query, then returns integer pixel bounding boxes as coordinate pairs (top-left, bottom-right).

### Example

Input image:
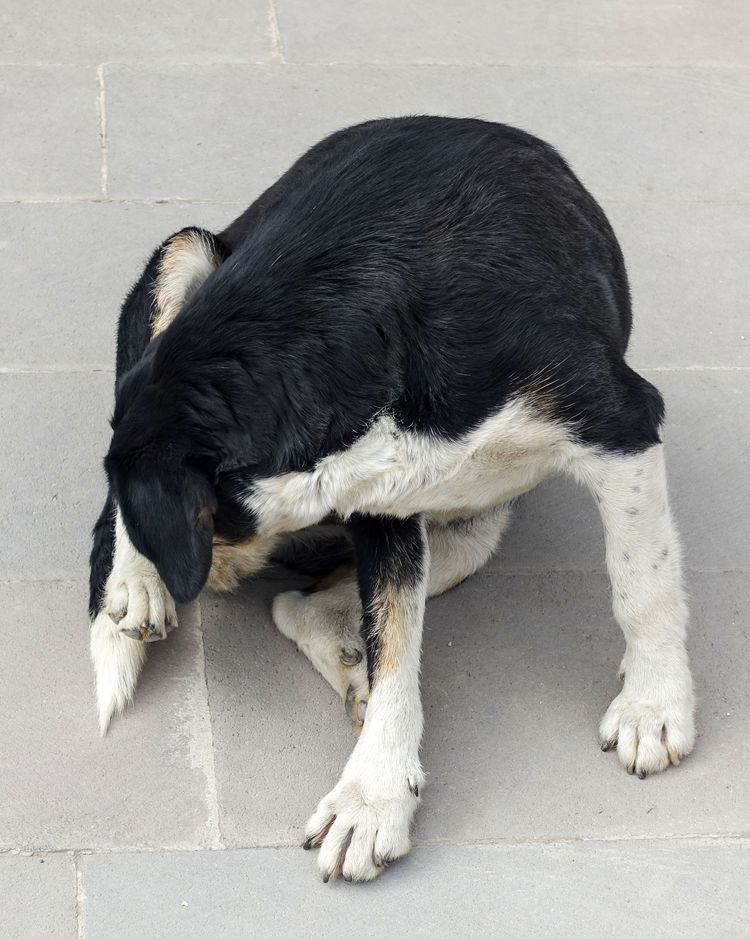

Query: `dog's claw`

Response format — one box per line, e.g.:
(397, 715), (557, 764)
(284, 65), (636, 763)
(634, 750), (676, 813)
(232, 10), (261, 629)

(122, 627), (145, 641)
(304, 816), (335, 853)
(121, 622), (166, 643)
(328, 827), (354, 883)
(345, 685), (367, 736)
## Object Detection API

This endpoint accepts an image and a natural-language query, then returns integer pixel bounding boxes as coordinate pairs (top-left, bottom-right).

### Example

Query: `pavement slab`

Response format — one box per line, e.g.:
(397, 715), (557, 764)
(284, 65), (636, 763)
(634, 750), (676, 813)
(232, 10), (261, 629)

(104, 64), (750, 203)
(78, 840), (750, 938)
(0, 853), (77, 939)
(0, 586), (216, 851)
(0, 0), (275, 65)
(276, 0), (750, 67)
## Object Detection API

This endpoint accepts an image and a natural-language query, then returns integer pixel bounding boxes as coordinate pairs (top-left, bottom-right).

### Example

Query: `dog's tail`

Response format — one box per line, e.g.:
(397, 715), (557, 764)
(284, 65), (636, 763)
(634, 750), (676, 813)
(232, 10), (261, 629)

(90, 611), (147, 735)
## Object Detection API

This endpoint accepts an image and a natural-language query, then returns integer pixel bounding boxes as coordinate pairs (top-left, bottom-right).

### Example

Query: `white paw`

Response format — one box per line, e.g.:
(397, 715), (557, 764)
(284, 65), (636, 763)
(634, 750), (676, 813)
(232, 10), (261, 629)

(105, 568), (177, 643)
(599, 651), (695, 777)
(272, 587), (369, 730)
(303, 762), (423, 882)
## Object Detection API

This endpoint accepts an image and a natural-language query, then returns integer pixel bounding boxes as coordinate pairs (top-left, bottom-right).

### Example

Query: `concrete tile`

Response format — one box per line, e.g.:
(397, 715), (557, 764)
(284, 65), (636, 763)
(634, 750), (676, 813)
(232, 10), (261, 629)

(0, 582), (215, 850)
(202, 570), (748, 848)
(80, 839), (749, 938)
(277, 0), (750, 67)
(417, 570), (749, 843)
(492, 369), (750, 573)
(105, 64), (750, 202)
(0, 854), (76, 939)
(0, 66), (100, 199)
(0, 1), (273, 65)
(0, 373), (111, 579)
(201, 578), (354, 847)
(0, 202), (242, 369)
(608, 201), (750, 368)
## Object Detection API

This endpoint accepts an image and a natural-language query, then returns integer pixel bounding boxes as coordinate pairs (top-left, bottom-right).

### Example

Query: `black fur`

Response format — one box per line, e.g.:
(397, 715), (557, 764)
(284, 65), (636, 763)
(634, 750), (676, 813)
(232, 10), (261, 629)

(89, 227), (228, 614)
(350, 514), (426, 687)
(95, 116), (666, 611)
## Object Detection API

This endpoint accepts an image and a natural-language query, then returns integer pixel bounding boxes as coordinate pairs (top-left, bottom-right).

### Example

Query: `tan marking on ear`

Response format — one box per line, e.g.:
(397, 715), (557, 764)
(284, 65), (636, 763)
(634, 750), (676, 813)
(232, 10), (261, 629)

(369, 581), (410, 678)
(151, 230), (222, 337)
(207, 534), (280, 592)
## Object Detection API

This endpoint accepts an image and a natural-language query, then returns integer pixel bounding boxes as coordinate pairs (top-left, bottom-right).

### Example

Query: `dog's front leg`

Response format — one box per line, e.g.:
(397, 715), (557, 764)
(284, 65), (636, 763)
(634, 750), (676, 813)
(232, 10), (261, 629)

(579, 444), (695, 776)
(90, 508), (177, 733)
(303, 513), (427, 882)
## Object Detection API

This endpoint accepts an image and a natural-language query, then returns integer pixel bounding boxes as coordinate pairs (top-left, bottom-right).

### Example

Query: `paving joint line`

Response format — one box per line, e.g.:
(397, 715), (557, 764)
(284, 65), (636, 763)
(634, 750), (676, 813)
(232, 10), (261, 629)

(192, 600), (224, 850)
(73, 851), (85, 939)
(1, 59), (748, 69)
(2, 197), (749, 207)
(95, 65), (108, 198)
(267, 0), (286, 64)
(3, 831), (750, 857)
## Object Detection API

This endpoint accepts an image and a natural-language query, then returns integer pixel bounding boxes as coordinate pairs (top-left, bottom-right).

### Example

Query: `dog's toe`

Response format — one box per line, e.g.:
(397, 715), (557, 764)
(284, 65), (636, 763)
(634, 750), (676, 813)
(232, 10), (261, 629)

(104, 573), (176, 644)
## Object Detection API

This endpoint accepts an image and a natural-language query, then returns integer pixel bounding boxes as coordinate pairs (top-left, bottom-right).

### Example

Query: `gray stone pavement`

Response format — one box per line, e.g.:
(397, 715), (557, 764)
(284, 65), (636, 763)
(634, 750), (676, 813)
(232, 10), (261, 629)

(1, 2), (748, 936)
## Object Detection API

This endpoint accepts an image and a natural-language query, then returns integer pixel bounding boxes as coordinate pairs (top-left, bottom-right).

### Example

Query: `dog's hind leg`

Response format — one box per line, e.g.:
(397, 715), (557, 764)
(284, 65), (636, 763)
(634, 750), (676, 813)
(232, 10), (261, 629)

(272, 505), (510, 731)
(90, 227), (225, 733)
(574, 443), (695, 776)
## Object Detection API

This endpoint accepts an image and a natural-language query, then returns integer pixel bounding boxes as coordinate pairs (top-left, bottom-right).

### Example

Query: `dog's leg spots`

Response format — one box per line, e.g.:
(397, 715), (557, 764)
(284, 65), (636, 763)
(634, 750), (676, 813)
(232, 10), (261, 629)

(305, 515), (427, 883)
(272, 574), (369, 732)
(578, 444), (695, 777)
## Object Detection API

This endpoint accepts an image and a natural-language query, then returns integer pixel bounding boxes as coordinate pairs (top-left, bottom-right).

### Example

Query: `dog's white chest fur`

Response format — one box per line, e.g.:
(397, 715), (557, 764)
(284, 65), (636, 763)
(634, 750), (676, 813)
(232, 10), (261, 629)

(247, 397), (575, 532)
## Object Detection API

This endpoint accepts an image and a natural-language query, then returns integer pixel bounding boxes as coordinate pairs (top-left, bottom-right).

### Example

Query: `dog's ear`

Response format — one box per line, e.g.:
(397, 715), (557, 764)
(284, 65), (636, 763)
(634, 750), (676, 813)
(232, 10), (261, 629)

(110, 455), (216, 604)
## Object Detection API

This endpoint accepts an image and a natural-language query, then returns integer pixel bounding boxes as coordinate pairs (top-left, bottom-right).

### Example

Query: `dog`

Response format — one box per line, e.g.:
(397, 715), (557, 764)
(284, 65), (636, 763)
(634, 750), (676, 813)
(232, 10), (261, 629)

(89, 116), (695, 882)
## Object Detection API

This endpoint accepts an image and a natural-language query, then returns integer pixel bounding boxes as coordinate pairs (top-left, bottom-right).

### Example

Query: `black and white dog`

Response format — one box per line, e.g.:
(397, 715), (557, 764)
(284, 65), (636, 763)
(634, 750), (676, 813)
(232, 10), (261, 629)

(89, 117), (694, 882)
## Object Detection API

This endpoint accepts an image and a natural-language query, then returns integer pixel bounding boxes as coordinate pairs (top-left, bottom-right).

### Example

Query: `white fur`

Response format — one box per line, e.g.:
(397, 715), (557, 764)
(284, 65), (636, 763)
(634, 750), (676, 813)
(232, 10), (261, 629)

(90, 611), (147, 736)
(304, 522), (429, 882)
(247, 400), (574, 534)
(425, 506), (511, 594)
(574, 444), (695, 774)
(90, 510), (177, 733)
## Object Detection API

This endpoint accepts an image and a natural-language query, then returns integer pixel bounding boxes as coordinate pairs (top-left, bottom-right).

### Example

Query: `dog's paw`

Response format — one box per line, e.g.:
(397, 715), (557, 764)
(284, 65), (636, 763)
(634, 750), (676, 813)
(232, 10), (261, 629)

(303, 765), (422, 882)
(599, 652), (695, 777)
(105, 569), (177, 642)
(273, 587), (369, 732)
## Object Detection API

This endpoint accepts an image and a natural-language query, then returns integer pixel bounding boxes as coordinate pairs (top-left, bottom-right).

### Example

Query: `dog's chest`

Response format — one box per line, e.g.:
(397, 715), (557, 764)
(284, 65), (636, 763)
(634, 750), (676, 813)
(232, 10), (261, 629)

(248, 398), (574, 532)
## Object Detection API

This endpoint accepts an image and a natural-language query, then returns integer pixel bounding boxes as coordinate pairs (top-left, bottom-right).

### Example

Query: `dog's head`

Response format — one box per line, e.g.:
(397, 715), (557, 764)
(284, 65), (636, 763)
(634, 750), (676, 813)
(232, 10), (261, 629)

(105, 364), (218, 604)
